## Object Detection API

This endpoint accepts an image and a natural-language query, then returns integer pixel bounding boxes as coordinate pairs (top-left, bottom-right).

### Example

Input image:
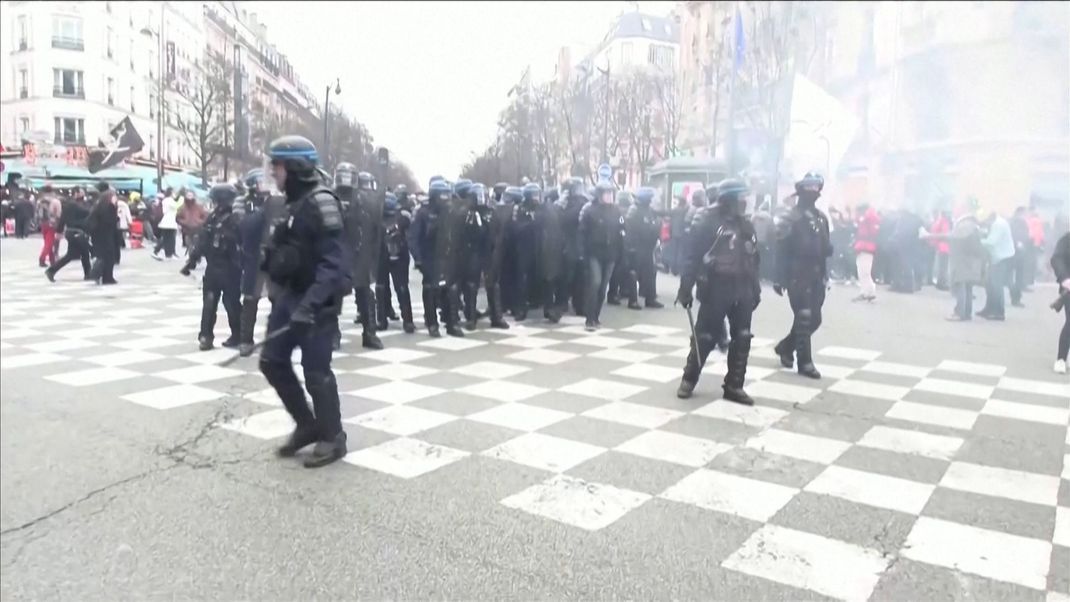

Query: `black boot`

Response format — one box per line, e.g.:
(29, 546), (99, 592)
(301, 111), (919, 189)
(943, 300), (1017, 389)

(362, 332), (384, 350)
(645, 298), (664, 309)
(277, 425), (319, 457)
(627, 300), (642, 310)
(198, 335), (213, 351)
(220, 336), (239, 349)
(607, 296), (621, 306)
(239, 343), (255, 357)
(303, 431), (348, 468)
(428, 325), (441, 338)
(464, 318), (477, 331)
(794, 325), (820, 379)
(723, 333), (754, 405)
(676, 378), (696, 399)
(403, 321), (416, 334)
(446, 324), (465, 338)
(798, 364), (822, 379)
(375, 284), (390, 331)
(397, 286), (415, 334)
(722, 385), (755, 405)
(774, 339), (794, 369)
(239, 296), (258, 347)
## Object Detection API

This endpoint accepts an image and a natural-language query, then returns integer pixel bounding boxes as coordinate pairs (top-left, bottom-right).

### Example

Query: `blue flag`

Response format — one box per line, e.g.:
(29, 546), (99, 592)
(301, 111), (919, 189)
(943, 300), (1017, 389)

(734, 5), (745, 71)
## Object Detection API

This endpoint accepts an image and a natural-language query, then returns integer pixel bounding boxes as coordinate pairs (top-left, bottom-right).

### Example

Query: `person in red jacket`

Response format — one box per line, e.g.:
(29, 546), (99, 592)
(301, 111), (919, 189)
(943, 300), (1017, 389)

(853, 203), (880, 301)
(929, 210), (951, 290)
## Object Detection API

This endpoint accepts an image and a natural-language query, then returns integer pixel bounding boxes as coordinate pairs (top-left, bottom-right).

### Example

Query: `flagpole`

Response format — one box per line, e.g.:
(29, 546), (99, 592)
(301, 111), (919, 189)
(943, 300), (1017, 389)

(726, 1), (740, 177)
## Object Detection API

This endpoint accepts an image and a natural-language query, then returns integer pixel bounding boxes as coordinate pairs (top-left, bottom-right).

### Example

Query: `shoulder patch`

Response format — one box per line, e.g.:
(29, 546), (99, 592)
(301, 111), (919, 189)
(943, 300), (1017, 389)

(311, 190), (344, 231)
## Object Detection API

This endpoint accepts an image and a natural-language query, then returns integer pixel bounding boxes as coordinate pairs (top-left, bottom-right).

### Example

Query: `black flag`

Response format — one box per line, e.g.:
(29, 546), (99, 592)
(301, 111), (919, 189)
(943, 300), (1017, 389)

(87, 117), (144, 173)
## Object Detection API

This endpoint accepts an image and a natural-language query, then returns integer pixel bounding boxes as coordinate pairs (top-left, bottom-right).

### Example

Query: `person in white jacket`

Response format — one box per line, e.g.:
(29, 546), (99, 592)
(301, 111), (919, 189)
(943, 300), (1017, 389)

(115, 193), (132, 265)
(152, 189), (180, 260)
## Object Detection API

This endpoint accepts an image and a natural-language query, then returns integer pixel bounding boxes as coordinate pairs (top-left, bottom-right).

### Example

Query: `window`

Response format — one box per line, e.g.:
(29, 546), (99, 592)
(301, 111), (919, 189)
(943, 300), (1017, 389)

(52, 69), (84, 97)
(130, 85), (135, 112)
(106, 77), (115, 105)
(164, 100), (171, 126)
(53, 117), (85, 144)
(149, 94), (156, 118)
(130, 39), (135, 70)
(149, 134), (155, 159)
(648, 44), (673, 70)
(641, 18), (652, 32)
(167, 138), (173, 163)
(16, 15), (28, 50)
(106, 28), (113, 59)
(19, 117), (30, 135)
(621, 41), (634, 66)
(51, 16), (83, 50)
(18, 68), (28, 98)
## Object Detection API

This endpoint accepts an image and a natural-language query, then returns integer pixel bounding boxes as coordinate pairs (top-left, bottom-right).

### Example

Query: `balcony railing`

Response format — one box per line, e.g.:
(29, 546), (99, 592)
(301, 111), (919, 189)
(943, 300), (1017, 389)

(51, 36), (84, 50)
(53, 86), (85, 98)
(19, 88), (27, 99)
(53, 135), (86, 145)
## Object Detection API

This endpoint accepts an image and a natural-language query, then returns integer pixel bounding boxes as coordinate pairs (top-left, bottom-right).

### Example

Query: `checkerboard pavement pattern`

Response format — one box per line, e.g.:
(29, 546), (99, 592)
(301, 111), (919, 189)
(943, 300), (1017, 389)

(3, 259), (1070, 601)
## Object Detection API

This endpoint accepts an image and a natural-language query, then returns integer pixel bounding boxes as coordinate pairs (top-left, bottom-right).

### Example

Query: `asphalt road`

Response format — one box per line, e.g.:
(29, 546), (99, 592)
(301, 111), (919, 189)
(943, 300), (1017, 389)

(1, 236), (1067, 601)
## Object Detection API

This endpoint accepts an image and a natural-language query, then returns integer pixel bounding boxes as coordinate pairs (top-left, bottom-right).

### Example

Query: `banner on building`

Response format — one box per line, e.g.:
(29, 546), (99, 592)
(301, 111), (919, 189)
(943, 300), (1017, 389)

(87, 117), (145, 173)
(783, 75), (859, 182)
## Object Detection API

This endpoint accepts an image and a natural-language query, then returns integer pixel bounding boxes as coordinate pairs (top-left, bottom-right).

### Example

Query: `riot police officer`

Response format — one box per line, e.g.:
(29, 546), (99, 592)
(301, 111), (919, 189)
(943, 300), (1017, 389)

(608, 190), (635, 307)
(260, 135), (349, 468)
(347, 170), (384, 349)
(237, 168), (282, 357)
(556, 177), (587, 315)
(376, 191), (415, 333)
(774, 172), (832, 379)
(181, 183), (242, 351)
(626, 187), (665, 310)
(675, 179), (761, 405)
(395, 184), (414, 213)
(410, 179), (460, 337)
(459, 183), (490, 330)
(578, 182), (625, 331)
(483, 186), (518, 329)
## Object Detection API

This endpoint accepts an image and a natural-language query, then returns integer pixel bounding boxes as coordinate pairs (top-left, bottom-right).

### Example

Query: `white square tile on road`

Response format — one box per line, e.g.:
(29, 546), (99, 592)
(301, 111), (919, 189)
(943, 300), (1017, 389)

(358, 348), (433, 363)
(569, 335), (634, 349)
(458, 380), (548, 403)
(642, 335), (692, 348)
(354, 363), (439, 381)
(818, 346), (882, 361)
(1054, 506), (1070, 548)
(938, 462), (1061, 507)
(500, 474), (650, 531)
(506, 349), (578, 365)
(559, 378), (647, 401)
(860, 361), (931, 379)
(122, 384), (225, 409)
(24, 339), (101, 354)
(980, 399), (1069, 426)
(345, 405), (456, 436)
(468, 402), (571, 431)
(157, 364), (244, 384)
(0, 328), (42, 341)
(344, 437), (469, 479)
(805, 465), (936, 514)
(745, 429), (851, 465)
(611, 362), (682, 384)
(418, 336), (487, 351)
(586, 348), (658, 364)
(660, 469), (799, 522)
(175, 348), (242, 365)
(618, 324), (680, 336)
(113, 337), (185, 351)
(582, 401), (682, 429)
(451, 361), (530, 380)
(829, 378), (909, 402)
(902, 517), (1052, 591)
(885, 401), (978, 430)
(220, 409), (295, 440)
(484, 432), (605, 473)
(745, 380), (821, 404)
(722, 524), (889, 602)
(0, 352), (68, 369)
(936, 359), (1007, 377)
(495, 336), (561, 350)
(616, 430), (732, 467)
(47, 367), (140, 387)
(346, 381), (444, 404)
(997, 376), (1070, 399)
(692, 402), (789, 429)
(857, 426), (963, 461)
(915, 377), (994, 400)
(59, 326), (124, 339)
(83, 350), (166, 367)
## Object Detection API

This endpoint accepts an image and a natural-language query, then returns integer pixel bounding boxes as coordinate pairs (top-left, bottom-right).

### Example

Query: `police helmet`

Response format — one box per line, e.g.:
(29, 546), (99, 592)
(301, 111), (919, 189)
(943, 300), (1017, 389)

(468, 182), (487, 205)
(715, 178), (749, 205)
(546, 189), (560, 204)
(594, 181), (615, 203)
(209, 182), (239, 210)
(636, 187), (656, 206)
(429, 175), (445, 189)
(795, 171), (824, 194)
(503, 186), (523, 205)
(690, 188), (707, 207)
(616, 191), (634, 209)
(357, 171), (375, 191)
(453, 178), (473, 199)
(429, 179), (452, 203)
(244, 168), (265, 193)
(395, 184), (408, 197)
(268, 135), (319, 184)
(522, 182), (541, 203)
(564, 177), (585, 198)
(493, 182), (508, 200)
(384, 192), (398, 215)
(334, 162), (358, 189)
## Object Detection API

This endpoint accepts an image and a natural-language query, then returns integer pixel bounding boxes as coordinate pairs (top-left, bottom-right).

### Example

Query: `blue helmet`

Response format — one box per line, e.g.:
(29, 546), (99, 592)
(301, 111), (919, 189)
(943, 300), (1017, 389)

(429, 175), (445, 189)
(503, 186), (523, 204)
(563, 177), (585, 198)
(244, 168), (265, 193)
(468, 183), (487, 205)
(594, 182), (615, 202)
(796, 172), (824, 193)
(636, 187), (656, 206)
(429, 180), (451, 203)
(522, 182), (541, 203)
(714, 178), (749, 205)
(334, 162), (357, 189)
(209, 182), (239, 210)
(384, 192), (398, 215)
(268, 135), (318, 183)
(357, 171), (375, 191)
(453, 178), (473, 199)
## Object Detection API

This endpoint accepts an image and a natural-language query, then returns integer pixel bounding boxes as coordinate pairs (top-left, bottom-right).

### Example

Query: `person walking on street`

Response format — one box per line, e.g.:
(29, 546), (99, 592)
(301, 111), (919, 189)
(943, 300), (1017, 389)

(86, 189), (120, 285)
(853, 203), (880, 301)
(176, 189), (207, 256)
(977, 209), (1016, 320)
(45, 194), (93, 282)
(929, 209), (951, 290)
(37, 185), (62, 267)
(927, 201), (985, 321)
(1009, 207), (1031, 307)
(1050, 231), (1070, 374)
(116, 193), (132, 265)
(153, 188), (180, 260)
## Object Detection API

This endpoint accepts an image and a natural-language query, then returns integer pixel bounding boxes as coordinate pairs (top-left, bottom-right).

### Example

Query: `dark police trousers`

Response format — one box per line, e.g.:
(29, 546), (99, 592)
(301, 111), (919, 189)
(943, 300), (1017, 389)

(461, 253), (482, 324)
(259, 294), (342, 441)
(556, 258), (585, 314)
(584, 256), (616, 323)
(629, 246), (658, 302)
(200, 270), (241, 342)
(49, 230), (92, 278)
(353, 285), (378, 336)
(776, 280), (826, 367)
(683, 280), (755, 387)
(419, 266), (457, 329)
(376, 255), (413, 326)
(513, 252), (553, 319)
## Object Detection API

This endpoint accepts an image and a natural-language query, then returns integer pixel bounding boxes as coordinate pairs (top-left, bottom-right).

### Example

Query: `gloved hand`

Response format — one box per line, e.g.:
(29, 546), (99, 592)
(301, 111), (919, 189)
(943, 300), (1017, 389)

(289, 305), (315, 339)
(676, 288), (693, 309)
(179, 266), (192, 277)
(773, 284), (785, 296)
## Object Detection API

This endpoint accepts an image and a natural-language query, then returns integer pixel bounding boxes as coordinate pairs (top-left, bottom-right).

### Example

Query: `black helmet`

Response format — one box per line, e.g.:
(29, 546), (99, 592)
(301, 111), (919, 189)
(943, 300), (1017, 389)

(714, 178), (748, 208)
(395, 184), (408, 196)
(564, 177), (585, 198)
(268, 135), (319, 184)
(795, 171), (824, 194)
(453, 178), (473, 199)
(690, 188), (706, 207)
(357, 171), (375, 191)
(594, 181), (615, 203)
(209, 182), (239, 210)
(521, 182), (541, 203)
(334, 162), (358, 189)
(493, 182), (508, 200)
(503, 186), (523, 205)
(616, 191), (634, 209)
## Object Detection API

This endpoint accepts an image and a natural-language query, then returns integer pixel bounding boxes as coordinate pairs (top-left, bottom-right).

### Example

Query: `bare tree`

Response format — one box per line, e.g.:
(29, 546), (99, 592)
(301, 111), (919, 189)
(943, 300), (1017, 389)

(653, 69), (685, 158)
(171, 52), (232, 185)
(620, 71), (659, 183)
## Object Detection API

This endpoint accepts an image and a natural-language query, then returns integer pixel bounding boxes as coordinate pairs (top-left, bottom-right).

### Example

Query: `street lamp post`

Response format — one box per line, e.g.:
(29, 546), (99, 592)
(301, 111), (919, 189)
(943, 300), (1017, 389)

(140, 7), (165, 191)
(322, 78), (341, 167)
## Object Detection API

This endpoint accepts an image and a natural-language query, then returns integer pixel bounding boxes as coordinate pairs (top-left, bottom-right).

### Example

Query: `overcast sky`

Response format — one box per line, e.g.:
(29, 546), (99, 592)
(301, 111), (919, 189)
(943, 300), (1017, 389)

(251, 0), (675, 186)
